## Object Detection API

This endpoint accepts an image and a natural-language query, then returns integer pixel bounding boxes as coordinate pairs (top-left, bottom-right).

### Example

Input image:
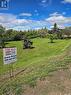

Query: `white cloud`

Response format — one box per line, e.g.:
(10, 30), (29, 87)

(46, 12), (71, 25)
(49, 12), (61, 16)
(50, 12), (66, 16)
(0, 13), (32, 29)
(0, 13), (49, 30)
(14, 26), (31, 31)
(50, 25), (65, 29)
(62, 0), (71, 4)
(34, 27), (41, 30)
(19, 13), (32, 16)
(0, 12), (71, 30)
(0, 13), (17, 28)
(40, 0), (51, 7)
(0, 13), (17, 23)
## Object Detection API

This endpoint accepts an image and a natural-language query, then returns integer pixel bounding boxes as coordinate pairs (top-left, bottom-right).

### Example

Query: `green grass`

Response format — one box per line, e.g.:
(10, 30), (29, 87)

(0, 38), (71, 95)
(0, 38), (71, 74)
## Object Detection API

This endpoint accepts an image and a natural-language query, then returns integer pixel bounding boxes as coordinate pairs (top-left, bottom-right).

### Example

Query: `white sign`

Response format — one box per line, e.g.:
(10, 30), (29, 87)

(3, 48), (17, 64)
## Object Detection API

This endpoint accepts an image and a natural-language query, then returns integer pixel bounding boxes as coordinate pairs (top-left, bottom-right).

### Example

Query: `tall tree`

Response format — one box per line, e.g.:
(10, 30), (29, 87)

(0, 25), (6, 48)
(53, 23), (58, 33)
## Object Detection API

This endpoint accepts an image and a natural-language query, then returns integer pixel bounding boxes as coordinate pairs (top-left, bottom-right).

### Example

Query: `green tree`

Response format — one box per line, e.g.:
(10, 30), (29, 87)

(51, 23), (58, 33)
(6, 29), (18, 41)
(48, 34), (55, 43)
(63, 27), (71, 38)
(54, 23), (58, 30)
(38, 27), (48, 38)
(0, 25), (6, 48)
(52, 23), (63, 39)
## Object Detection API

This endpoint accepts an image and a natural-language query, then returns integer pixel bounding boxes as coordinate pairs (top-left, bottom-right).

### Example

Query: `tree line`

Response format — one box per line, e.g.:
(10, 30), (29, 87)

(0, 23), (71, 48)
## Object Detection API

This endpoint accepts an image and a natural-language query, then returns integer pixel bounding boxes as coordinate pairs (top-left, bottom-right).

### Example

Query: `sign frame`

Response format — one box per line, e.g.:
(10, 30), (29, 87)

(3, 47), (17, 65)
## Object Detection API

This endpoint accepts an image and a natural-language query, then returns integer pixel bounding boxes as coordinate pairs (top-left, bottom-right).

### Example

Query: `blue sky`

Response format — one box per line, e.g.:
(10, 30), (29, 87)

(0, 0), (71, 30)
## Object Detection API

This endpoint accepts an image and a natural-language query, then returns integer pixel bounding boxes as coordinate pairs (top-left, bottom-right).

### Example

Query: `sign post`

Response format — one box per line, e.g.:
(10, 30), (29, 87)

(3, 47), (17, 78)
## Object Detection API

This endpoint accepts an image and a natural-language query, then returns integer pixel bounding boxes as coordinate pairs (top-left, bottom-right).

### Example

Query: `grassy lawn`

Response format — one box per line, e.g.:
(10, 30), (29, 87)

(0, 38), (71, 95)
(0, 38), (71, 74)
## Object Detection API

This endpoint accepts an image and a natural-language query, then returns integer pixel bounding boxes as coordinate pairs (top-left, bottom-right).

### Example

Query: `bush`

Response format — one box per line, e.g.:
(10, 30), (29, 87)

(48, 34), (56, 43)
(23, 38), (33, 49)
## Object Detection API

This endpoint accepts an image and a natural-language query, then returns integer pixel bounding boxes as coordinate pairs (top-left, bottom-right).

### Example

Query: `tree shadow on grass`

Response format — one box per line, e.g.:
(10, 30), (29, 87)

(23, 46), (35, 49)
(48, 42), (56, 43)
(5, 42), (9, 45)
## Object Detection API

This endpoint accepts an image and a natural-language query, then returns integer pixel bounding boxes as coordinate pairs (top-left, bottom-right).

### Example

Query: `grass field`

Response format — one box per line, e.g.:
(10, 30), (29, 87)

(0, 38), (71, 73)
(0, 38), (71, 95)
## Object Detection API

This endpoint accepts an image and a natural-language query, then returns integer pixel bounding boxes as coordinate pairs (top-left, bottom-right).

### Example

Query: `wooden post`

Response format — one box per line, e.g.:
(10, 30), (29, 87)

(9, 63), (14, 79)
